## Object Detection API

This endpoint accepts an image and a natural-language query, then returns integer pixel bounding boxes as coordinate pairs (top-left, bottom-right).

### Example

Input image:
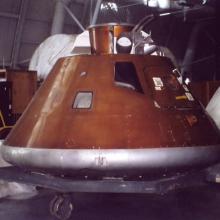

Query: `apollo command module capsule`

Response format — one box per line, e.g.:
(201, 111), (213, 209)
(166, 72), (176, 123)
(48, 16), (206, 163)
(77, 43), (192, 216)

(1, 23), (220, 180)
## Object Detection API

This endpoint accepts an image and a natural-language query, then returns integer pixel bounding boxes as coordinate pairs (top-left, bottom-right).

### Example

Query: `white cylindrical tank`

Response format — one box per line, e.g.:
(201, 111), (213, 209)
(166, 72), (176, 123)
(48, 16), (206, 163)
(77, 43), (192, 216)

(206, 87), (220, 130)
(29, 31), (91, 80)
(29, 34), (77, 80)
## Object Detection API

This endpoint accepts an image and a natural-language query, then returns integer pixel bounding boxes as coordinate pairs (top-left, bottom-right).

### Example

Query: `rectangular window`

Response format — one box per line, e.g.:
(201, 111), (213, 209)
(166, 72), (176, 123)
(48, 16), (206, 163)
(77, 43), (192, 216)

(114, 62), (144, 93)
(73, 92), (93, 109)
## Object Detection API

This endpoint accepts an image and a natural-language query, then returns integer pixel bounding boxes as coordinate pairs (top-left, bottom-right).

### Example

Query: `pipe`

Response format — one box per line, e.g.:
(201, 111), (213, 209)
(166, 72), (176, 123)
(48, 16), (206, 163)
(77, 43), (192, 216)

(50, 0), (72, 35)
(51, 1), (65, 35)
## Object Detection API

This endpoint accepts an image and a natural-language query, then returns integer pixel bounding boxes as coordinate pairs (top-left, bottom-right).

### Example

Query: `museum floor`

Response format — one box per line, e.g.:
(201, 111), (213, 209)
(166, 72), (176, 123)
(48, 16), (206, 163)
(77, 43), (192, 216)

(0, 183), (220, 220)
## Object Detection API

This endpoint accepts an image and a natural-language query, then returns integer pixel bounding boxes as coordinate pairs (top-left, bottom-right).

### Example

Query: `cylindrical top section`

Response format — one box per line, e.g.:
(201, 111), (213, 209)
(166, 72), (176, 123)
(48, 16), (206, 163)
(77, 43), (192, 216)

(88, 23), (133, 55)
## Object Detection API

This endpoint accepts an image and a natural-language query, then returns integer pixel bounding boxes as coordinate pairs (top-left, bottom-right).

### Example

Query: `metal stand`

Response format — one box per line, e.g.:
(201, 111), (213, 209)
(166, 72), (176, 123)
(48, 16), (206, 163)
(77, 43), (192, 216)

(0, 166), (219, 220)
(0, 166), (207, 194)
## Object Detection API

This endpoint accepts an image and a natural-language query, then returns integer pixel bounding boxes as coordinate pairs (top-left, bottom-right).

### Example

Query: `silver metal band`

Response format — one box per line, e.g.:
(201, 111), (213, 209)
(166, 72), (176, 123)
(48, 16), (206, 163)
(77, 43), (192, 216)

(1, 145), (220, 174)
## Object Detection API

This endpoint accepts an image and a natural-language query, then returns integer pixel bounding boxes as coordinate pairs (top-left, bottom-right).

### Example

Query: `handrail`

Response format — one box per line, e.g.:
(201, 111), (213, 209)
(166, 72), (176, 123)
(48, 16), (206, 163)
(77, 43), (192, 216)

(0, 111), (13, 132)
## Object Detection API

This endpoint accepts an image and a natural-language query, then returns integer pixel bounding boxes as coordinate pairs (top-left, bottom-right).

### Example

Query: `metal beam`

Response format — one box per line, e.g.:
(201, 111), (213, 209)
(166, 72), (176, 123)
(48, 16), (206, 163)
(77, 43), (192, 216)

(61, 0), (85, 32)
(11, 0), (29, 68)
(91, 0), (102, 25)
(0, 12), (19, 19)
(81, 0), (90, 27)
(0, 166), (206, 194)
(90, 0), (93, 24)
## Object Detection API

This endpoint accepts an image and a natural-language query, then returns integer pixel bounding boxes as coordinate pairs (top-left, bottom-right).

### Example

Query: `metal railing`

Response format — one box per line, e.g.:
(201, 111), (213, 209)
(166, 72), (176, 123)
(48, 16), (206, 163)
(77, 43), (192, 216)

(0, 111), (13, 132)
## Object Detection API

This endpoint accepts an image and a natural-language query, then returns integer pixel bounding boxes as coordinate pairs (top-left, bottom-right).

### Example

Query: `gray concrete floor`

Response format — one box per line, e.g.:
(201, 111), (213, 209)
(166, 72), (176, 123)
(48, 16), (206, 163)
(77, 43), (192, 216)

(0, 183), (220, 220)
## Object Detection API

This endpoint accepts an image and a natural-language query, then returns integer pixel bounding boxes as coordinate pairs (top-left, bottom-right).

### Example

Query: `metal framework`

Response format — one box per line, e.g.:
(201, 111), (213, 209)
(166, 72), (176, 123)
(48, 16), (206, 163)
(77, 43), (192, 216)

(0, 111), (13, 133)
(0, 166), (207, 194)
(60, 0), (85, 31)
(0, 12), (19, 19)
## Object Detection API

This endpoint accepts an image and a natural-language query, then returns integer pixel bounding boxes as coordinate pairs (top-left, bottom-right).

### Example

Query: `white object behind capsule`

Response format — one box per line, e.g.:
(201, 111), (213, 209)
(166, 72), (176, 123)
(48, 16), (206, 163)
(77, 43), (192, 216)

(29, 31), (91, 80)
(29, 34), (77, 80)
(206, 87), (220, 130)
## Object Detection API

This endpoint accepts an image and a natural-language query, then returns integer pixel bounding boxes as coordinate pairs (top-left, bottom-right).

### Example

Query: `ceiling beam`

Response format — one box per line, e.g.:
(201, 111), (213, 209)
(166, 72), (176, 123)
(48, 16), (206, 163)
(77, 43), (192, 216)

(81, 0), (90, 27)
(91, 0), (102, 25)
(61, 0), (85, 32)
(0, 12), (19, 19)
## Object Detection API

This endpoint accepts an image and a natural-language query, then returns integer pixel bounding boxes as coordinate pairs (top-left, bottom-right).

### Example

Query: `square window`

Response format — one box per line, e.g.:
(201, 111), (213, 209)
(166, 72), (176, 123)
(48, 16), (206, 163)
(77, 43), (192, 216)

(73, 92), (93, 109)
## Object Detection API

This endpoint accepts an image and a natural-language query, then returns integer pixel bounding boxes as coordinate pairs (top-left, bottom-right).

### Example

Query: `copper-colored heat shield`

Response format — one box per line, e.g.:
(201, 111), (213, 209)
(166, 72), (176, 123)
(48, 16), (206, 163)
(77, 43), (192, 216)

(1, 24), (220, 177)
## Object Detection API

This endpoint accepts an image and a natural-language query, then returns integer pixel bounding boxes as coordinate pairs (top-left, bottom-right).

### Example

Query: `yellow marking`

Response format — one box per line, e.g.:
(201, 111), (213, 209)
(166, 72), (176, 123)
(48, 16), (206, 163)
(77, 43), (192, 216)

(0, 110), (6, 127)
(175, 95), (188, 100)
(0, 110), (13, 132)
(0, 126), (13, 132)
